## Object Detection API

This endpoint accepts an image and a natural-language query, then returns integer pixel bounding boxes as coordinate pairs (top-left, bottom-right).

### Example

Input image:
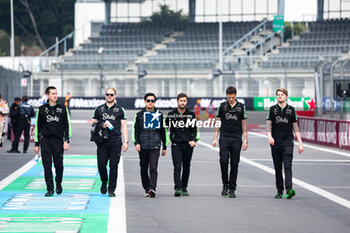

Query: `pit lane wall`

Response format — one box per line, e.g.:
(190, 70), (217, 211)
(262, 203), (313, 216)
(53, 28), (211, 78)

(298, 117), (350, 150)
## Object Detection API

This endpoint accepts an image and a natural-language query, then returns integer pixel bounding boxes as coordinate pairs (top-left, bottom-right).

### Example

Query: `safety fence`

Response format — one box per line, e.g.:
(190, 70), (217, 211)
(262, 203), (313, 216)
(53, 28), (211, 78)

(0, 65), (23, 104)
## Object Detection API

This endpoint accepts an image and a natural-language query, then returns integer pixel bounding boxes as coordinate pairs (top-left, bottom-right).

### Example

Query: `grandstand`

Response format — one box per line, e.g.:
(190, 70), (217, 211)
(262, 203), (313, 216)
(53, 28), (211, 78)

(57, 21), (261, 72)
(21, 0), (348, 99)
(259, 18), (350, 69)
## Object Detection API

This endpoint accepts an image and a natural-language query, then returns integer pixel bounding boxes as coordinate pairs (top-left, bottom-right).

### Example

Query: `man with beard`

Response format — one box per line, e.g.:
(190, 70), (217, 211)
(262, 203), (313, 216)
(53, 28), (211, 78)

(266, 88), (303, 199)
(92, 87), (128, 197)
(166, 93), (199, 197)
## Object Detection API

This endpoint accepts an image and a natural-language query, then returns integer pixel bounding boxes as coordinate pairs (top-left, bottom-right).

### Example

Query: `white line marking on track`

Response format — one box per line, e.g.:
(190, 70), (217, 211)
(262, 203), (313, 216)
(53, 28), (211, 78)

(108, 156), (127, 233)
(249, 132), (350, 158)
(198, 140), (350, 209)
(0, 160), (36, 191)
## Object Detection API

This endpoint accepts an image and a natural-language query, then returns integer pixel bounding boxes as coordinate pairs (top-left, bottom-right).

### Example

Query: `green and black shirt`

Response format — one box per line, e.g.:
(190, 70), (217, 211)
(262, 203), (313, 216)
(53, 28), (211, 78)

(34, 103), (71, 146)
(216, 101), (247, 140)
(266, 103), (297, 146)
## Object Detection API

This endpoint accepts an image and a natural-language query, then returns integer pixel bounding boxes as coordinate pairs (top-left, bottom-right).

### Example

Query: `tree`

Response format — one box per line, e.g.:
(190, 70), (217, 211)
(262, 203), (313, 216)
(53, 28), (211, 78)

(0, 0), (74, 55)
(146, 4), (188, 24)
(284, 22), (305, 42)
(19, 0), (46, 50)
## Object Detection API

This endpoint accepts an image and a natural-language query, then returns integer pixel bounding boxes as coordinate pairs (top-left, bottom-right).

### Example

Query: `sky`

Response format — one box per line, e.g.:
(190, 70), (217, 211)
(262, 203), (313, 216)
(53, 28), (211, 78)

(99, 0), (349, 22)
(285, 0), (316, 21)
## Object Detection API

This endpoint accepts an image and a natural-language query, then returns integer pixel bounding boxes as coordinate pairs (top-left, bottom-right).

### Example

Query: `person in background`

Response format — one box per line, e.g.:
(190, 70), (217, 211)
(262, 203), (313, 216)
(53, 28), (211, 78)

(204, 100), (216, 120)
(0, 94), (10, 150)
(8, 96), (35, 153)
(8, 97), (21, 140)
(65, 92), (71, 115)
(193, 99), (202, 120)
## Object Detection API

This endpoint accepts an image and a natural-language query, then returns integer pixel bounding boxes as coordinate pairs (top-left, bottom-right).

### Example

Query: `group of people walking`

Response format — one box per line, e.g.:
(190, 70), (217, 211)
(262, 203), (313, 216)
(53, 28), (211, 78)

(29, 85), (303, 200)
(0, 94), (35, 153)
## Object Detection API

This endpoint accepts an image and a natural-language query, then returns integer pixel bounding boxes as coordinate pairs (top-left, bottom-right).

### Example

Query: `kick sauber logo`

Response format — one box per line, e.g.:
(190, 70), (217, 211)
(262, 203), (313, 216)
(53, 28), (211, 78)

(144, 110), (161, 129)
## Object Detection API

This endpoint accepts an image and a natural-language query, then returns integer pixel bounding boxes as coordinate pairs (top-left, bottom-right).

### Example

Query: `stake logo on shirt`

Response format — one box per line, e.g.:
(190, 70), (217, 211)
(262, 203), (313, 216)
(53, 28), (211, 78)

(276, 116), (288, 124)
(102, 113), (116, 121)
(47, 115), (59, 122)
(225, 113), (238, 121)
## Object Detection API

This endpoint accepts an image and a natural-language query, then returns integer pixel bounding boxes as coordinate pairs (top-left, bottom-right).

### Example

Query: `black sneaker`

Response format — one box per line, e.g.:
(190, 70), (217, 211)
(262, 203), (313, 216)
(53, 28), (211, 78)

(221, 184), (229, 196)
(275, 192), (283, 199)
(148, 189), (156, 198)
(100, 182), (107, 194)
(182, 188), (189, 196)
(108, 192), (116, 197)
(228, 189), (236, 198)
(7, 149), (20, 153)
(23, 150), (27, 154)
(45, 191), (54, 197)
(286, 189), (296, 199)
(174, 188), (182, 197)
(56, 183), (62, 194)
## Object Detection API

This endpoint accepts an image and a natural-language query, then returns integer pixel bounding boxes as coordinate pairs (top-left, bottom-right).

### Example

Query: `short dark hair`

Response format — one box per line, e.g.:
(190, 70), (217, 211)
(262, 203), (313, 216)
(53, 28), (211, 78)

(45, 86), (56, 94)
(144, 92), (157, 101)
(14, 97), (21, 102)
(22, 96), (28, 102)
(226, 86), (237, 95)
(177, 93), (188, 100)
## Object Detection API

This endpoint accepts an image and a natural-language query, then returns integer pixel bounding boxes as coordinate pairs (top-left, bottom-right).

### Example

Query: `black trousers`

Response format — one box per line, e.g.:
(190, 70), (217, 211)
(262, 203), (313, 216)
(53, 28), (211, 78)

(7, 122), (13, 139)
(271, 145), (294, 193)
(219, 137), (242, 190)
(139, 149), (160, 192)
(12, 118), (30, 152)
(97, 140), (122, 192)
(41, 138), (64, 192)
(171, 143), (193, 190)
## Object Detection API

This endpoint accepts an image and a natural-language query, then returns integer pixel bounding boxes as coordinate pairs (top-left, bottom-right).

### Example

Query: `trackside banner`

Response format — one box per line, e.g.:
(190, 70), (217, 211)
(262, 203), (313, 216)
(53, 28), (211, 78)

(298, 117), (350, 150)
(28, 97), (254, 110)
(253, 97), (315, 116)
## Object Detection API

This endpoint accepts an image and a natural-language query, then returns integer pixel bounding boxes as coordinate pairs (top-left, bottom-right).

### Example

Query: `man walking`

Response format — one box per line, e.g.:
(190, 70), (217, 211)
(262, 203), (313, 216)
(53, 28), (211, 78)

(266, 88), (303, 199)
(212, 86), (248, 198)
(9, 96), (35, 153)
(92, 87), (128, 197)
(34, 86), (71, 197)
(132, 93), (168, 198)
(166, 93), (199, 197)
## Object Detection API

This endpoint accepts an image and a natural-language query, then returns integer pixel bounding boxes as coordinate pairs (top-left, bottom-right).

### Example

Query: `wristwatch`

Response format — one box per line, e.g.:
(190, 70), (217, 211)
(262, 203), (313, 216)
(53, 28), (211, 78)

(123, 141), (129, 144)
(244, 140), (248, 143)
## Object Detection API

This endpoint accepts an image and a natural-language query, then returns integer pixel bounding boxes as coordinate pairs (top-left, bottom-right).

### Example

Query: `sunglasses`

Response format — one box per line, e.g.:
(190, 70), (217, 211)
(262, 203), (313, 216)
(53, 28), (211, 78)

(146, 99), (155, 103)
(106, 93), (114, 97)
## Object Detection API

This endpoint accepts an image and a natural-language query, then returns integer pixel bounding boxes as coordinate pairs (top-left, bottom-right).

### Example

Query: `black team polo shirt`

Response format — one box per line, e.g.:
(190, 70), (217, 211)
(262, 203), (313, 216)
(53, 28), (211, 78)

(266, 103), (297, 147)
(216, 101), (247, 140)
